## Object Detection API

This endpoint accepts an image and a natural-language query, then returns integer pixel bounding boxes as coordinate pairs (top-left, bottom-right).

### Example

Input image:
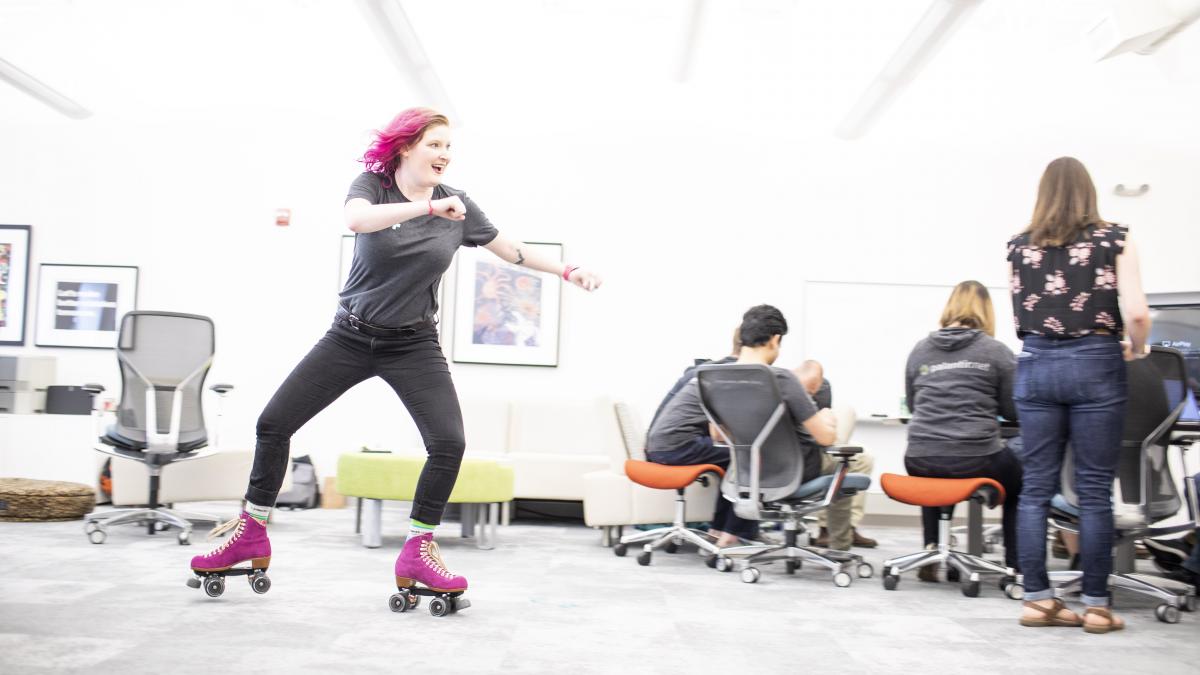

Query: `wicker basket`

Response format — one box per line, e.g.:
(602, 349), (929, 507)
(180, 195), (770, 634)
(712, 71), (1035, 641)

(0, 478), (96, 522)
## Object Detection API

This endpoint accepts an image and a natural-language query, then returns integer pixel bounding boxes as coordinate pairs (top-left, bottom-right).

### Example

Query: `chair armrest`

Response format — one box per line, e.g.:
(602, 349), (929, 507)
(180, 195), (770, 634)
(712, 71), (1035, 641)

(824, 445), (863, 458)
(209, 383), (234, 394)
(82, 383), (105, 395)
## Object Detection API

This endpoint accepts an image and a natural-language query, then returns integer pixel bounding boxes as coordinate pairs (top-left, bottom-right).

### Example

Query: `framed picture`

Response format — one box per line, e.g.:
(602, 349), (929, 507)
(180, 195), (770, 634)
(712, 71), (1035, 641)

(0, 224), (32, 346)
(35, 264), (139, 349)
(451, 242), (563, 366)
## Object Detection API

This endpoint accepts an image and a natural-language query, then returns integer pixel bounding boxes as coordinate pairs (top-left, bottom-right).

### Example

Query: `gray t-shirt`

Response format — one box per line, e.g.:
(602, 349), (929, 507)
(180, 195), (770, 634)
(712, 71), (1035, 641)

(340, 172), (499, 327)
(646, 366), (821, 454)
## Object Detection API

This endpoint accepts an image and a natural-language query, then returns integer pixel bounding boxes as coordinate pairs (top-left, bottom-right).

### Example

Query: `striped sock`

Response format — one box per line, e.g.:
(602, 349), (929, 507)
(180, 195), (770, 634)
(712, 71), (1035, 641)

(245, 501), (271, 525)
(406, 519), (436, 541)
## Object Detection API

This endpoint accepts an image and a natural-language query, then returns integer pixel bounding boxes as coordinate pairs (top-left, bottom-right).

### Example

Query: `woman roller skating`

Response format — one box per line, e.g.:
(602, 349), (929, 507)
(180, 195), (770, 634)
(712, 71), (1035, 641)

(187, 107), (602, 613)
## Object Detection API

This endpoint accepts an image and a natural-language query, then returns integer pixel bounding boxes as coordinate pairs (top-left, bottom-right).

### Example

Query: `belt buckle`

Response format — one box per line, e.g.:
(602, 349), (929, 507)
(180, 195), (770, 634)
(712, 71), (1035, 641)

(347, 315), (362, 331)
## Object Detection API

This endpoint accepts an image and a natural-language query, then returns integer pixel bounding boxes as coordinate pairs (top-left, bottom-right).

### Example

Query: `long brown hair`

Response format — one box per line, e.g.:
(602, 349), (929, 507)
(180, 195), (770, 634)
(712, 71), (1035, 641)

(940, 280), (995, 337)
(1027, 156), (1108, 247)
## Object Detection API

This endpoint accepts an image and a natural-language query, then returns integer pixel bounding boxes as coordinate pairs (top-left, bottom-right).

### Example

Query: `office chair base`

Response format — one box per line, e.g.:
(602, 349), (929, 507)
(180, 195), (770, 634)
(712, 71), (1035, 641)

(615, 524), (720, 565)
(714, 542), (872, 586)
(883, 548), (1017, 598)
(83, 506), (219, 545)
(1046, 569), (1197, 622)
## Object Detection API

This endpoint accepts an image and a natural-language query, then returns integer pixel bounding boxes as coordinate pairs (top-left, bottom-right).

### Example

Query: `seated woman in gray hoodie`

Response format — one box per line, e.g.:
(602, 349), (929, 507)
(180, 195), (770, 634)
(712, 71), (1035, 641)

(904, 280), (1021, 579)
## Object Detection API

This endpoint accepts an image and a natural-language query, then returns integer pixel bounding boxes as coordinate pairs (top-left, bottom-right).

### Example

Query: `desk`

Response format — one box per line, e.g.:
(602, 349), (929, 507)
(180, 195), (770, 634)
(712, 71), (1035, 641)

(0, 413), (105, 492)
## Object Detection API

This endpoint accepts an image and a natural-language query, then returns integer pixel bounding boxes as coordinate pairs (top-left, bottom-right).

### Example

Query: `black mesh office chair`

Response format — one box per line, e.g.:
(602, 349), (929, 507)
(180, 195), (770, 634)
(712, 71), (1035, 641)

(83, 311), (231, 545)
(695, 364), (874, 586)
(1047, 346), (1198, 623)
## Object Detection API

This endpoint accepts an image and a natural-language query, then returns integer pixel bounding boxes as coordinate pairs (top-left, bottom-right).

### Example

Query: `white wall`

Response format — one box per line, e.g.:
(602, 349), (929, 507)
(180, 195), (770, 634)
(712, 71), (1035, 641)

(3, 112), (1198, 482)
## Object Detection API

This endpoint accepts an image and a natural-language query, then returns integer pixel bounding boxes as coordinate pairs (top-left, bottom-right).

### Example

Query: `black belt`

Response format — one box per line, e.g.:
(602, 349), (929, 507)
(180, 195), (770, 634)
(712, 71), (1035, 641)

(335, 306), (430, 338)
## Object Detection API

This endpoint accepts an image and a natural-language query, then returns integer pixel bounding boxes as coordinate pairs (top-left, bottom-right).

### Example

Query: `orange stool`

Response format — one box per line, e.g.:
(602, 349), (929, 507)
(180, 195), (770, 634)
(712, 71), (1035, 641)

(613, 459), (724, 566)
(879, 473), (1020, 598)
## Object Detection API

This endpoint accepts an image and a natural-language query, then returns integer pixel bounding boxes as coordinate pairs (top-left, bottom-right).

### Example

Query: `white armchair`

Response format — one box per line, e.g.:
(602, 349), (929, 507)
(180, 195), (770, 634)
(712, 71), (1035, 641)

(582, 401), (718, 544)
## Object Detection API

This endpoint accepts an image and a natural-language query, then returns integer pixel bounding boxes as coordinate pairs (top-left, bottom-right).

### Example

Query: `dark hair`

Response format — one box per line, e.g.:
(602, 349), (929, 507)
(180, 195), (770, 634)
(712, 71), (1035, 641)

(739, 305), (788, 348)
(1027, 156), (1108, 247)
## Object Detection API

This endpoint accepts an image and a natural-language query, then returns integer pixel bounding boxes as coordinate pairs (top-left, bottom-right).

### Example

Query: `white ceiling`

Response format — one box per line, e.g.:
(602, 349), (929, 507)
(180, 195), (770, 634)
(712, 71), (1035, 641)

(1, 0), (1198, 144)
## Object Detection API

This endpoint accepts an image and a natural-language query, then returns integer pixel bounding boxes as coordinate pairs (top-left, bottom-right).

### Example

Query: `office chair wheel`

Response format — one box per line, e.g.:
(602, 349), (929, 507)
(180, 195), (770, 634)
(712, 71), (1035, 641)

(961, 579), (981, 598)
(705, 554), (718, 569)
(636, 551), (652, 566)
(1004, 582), (1024, 600)
(664, 541), (679, 554)
(1180, 595), (1196, 612)
(84, 521), (99, 534)
(785, 560), (801, 575)
(429, 597), (450, 618)
(186, 577), (201, 589)
(856, 563), (874, 579)
(946, 567), (961, 583)
(741, 567), (761, 584)
(1155, 604), (1180, 624)
(177, 532), (190, 546)
(833, 571), (852, 588)
(714, 557), (733, 572)
(613, 543), (627, 557)
(88, 528), (107, 545)
(249, 571), (271, 594)
(203, 576), (225, 598)
(883, 573), (900, 591)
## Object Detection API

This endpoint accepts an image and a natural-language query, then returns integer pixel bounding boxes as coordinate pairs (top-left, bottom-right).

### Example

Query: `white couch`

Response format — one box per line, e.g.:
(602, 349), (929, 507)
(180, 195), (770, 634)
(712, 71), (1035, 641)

(110, 450), (292, 507)
(458, 396), (616, 502)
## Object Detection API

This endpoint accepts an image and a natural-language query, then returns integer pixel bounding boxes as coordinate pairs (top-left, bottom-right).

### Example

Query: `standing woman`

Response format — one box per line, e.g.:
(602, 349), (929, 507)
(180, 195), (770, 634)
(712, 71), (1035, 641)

(189, 108), (602, 596)
(903, 281), (1021, 579)
(1008, 157), (1149, 633)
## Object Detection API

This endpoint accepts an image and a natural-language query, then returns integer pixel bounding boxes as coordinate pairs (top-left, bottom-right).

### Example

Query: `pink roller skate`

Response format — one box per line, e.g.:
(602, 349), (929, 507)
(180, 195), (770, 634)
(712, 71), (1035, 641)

(389, 532), (470, 617)
(186, 513), (272, 598)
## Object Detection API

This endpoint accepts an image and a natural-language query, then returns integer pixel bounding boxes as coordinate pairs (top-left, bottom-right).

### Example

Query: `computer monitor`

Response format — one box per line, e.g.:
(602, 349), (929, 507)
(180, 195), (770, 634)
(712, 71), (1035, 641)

(1149, 303), (1200, 427)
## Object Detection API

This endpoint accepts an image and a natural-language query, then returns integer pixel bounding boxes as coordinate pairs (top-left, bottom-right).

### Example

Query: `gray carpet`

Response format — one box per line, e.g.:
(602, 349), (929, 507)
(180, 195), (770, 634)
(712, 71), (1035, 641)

(1, 503), (1197, 675)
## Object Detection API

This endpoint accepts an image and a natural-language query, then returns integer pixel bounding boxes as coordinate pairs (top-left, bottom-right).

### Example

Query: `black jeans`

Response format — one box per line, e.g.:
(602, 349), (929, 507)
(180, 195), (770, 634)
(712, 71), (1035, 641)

(904, 442), (1024, 569)
(647, 436), (759, 540)
(245, 318), (465, 525)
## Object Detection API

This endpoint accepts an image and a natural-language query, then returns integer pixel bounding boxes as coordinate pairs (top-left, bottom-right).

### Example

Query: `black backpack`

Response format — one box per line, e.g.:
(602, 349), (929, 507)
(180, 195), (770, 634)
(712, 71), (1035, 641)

(275, 455), (321, 510)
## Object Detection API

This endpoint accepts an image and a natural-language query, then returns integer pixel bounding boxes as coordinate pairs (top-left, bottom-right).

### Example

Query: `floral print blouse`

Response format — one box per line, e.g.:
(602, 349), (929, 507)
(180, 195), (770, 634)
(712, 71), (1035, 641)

(1006, 223), (1128, 338)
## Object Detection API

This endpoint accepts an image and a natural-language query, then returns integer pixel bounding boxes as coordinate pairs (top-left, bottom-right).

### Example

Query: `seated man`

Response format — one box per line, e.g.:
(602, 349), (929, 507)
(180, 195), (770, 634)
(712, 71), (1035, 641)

(647, 327), (741, 434)
(798, 359), (879, 550)
(645, 305), (839, 548)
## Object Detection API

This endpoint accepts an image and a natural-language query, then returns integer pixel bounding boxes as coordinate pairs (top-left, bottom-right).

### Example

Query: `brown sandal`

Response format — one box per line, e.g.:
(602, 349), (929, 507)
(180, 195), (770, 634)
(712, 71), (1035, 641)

(1082, 607), (1126, 634)
(1019, 599), (1082, 627)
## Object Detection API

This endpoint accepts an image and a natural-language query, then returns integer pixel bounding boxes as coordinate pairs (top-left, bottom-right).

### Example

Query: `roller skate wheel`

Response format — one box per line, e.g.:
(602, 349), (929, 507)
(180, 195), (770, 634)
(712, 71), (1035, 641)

(452, 597), (470, 612)
(1156, 604), (1180, 624)
(250, 573), (271, 594)
(636, 551), (652, 566)
(186, 577), (201, 589)
(715, 557), (732, 573)
(883, 574), (900, 591)
(833, 571), (852, 588)
(741, 567), (761, 584)
(429, 597), (450, 617)
(203, 577), (225, 598)
(613, 543), (627, 557)
(88, 529), (107, 545)
(389, 593), (409, 613)
(856, 562), (874, 579)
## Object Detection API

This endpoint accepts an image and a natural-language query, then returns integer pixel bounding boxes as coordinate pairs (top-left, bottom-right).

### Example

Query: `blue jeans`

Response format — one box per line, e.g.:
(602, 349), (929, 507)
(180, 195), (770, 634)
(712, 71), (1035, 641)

(1013, 335), (1127, 607)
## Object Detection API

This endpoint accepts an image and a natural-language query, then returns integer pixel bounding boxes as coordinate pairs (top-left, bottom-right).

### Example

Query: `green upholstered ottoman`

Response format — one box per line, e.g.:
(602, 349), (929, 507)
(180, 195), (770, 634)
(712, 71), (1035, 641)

(0, 478), (96, 522)
(337, 453), (513, 549)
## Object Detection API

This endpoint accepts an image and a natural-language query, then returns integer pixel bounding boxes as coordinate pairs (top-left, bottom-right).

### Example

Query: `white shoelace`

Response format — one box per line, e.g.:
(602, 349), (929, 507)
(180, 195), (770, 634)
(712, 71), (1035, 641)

(421, 540), (452, 578)
(203, 516), (245, 556)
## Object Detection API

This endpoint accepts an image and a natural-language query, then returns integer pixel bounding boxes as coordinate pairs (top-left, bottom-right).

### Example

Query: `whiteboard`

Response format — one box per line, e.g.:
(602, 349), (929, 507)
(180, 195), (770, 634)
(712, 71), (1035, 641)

(800, 280), (1021, 419)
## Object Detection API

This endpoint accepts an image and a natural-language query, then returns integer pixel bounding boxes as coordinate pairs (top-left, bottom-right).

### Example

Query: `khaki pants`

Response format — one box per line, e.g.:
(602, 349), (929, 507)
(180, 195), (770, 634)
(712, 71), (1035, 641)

(815, 452), (875, 551)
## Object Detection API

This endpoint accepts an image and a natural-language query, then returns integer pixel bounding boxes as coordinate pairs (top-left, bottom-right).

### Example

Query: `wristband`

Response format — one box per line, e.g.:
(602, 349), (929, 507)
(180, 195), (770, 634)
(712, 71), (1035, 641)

(428, 200), (434, 216)
(563, 265), (580, 281)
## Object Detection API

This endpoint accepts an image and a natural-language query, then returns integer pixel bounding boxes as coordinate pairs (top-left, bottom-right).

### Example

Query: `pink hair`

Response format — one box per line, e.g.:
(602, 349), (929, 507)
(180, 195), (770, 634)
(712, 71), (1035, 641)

(360, 107), (449, 186)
